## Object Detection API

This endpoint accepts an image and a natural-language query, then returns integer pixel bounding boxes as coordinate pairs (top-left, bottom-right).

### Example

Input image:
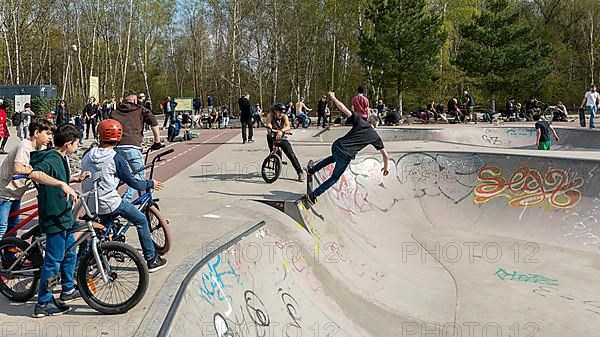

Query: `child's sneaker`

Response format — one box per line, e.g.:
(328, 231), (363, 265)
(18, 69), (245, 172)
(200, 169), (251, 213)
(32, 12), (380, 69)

(59, 289), (81, 303)
(147, 255), (168, 273)
(33, 299), (70, 318)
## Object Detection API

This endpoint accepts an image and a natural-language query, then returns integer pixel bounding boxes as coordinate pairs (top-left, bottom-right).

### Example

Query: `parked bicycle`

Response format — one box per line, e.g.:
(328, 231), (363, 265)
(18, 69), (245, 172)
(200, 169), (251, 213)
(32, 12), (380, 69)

(0, 179), (149, 314)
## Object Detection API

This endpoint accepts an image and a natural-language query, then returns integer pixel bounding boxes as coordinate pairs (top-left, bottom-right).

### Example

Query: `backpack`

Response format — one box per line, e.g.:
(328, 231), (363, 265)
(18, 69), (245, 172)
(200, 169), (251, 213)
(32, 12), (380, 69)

(12, 112), (22, 126)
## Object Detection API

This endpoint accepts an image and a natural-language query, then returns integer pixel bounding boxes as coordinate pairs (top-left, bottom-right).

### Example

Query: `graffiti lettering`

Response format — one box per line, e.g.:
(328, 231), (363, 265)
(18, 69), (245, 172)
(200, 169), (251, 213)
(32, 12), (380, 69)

(481, 134), (502, 145)
(495, 267), (559, 286)
(474, 166), (584, 208)
(200, 255), (241, 305)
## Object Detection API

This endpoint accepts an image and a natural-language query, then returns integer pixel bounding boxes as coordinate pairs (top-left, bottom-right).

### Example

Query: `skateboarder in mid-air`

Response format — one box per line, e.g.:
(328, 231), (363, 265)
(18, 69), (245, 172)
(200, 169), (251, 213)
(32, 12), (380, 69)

(306, 91), (389, 204)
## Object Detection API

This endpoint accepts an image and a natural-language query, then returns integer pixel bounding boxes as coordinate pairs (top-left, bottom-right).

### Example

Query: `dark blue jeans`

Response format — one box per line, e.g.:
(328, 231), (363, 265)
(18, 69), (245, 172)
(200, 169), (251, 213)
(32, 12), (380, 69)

(0, 199), (20, 238)
(38, 231), (77, 305)
(103, 200), (156, 261)
(309, 149), (351, 198)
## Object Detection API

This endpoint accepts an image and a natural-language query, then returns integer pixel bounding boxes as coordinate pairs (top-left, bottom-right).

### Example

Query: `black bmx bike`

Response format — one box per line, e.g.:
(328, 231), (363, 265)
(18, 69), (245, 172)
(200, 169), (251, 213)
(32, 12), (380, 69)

(261, 130), (291, 183)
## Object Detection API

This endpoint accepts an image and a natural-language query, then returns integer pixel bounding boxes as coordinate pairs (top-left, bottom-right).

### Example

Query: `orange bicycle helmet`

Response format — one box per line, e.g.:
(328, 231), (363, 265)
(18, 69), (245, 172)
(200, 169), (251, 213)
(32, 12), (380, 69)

(98, 119), (123, 142)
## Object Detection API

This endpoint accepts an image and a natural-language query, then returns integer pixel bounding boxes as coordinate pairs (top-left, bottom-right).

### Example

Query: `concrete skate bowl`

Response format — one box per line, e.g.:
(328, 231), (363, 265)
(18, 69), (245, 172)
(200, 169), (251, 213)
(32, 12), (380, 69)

(144, 151), (600, 337)
(319, 126), (600, 150)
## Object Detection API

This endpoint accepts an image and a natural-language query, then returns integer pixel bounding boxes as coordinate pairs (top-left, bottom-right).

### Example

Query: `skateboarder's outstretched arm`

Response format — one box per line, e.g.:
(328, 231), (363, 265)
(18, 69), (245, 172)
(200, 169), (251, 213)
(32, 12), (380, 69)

(328, 91), (352, 118)
(380, 148), (390, 176)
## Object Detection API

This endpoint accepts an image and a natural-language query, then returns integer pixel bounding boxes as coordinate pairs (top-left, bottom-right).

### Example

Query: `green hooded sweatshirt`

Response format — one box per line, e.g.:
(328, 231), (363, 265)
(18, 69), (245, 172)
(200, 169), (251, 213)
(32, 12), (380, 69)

(30, 148), (74, 234)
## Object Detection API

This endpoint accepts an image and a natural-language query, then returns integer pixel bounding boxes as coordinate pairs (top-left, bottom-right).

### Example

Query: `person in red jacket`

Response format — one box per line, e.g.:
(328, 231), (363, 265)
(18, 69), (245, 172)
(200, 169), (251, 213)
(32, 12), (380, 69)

(0, 101), (10, 154)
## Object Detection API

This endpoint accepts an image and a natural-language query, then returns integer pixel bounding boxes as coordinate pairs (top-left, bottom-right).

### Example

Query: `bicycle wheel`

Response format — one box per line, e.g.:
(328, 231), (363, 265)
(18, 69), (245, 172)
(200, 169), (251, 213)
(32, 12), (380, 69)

(146, 205), (171, 254)
(77, 241), (149, 314)
(543, 108), (554, 121)
(303, 118), (312, 128)
(261, 154), (282, 183)
(293, 118), (300, 129)
(0, 237), (43, 302)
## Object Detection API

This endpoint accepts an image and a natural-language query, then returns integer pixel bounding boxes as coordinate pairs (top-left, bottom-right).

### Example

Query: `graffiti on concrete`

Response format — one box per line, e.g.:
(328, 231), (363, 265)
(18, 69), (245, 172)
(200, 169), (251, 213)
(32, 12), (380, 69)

(199, 255), (241, 306)
(474, 166), (584, 209)
(314, 152), (484, 213)
(481, 134), (502, 145)
(561, 194), (600, 249)
(532, 286), (600, 316)
(495, 267), (559, 286)
(212, 288), (312, 337)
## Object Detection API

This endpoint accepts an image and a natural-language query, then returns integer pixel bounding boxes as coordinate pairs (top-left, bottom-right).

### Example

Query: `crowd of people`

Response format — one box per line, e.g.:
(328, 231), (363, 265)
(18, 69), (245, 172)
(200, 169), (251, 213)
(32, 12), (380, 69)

(0, 89), (167, 317)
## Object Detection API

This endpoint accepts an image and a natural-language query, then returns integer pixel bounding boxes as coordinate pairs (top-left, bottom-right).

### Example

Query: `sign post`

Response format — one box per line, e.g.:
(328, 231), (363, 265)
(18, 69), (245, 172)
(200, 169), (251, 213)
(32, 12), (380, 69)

(89, 76), (99, 100)
(14, 94), (31, 113)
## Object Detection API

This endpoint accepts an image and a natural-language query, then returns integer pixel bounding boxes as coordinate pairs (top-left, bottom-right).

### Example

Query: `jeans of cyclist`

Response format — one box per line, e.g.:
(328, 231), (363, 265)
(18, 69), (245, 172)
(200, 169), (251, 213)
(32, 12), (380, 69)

(587, 105), (597, 129)
(267, 135), (303, 174)
(104, 200), (156, 261)
(297, 113), (308, 127)
(0, 200), (20, 238)
(308, 148), (351, 198)
(37, 231), (77, 305)
(115, 147), (145, 201)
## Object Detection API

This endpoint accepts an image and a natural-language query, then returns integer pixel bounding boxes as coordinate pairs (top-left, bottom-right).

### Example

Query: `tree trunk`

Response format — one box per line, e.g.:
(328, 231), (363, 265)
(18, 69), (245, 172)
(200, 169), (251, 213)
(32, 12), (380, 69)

(122, 0), (135, 95)
(590, 13), (595, 85)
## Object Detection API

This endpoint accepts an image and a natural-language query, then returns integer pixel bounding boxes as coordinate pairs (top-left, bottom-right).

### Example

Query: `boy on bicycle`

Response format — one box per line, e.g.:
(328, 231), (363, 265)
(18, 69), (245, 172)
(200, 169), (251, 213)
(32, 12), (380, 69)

(29, 124), (89, 317)
(81, 119), (167, 273)
(0, 118), (55, 239)
(307, 92), (389, 204)
(266, 103), (305, 182)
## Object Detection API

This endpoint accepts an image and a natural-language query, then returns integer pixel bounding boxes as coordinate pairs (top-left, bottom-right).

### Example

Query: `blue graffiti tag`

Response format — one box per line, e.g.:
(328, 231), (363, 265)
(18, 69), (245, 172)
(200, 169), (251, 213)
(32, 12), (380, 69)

(199, 255), (242, 305)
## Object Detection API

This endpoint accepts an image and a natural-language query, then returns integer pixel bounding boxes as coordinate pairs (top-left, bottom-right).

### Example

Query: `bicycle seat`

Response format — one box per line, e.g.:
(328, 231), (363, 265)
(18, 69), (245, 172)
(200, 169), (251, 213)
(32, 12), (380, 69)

(79, 214), (100, 223)
(21, 226), (41, 241)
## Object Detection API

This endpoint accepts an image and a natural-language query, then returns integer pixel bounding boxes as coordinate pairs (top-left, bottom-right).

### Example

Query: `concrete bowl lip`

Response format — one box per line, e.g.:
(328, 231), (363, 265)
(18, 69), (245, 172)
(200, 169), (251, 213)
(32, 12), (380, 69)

(134, 219), (266, 337)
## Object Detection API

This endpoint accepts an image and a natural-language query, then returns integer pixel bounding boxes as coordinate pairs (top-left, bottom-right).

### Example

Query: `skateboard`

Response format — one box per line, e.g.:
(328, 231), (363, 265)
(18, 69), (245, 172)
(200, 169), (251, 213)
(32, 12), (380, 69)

(579, 107), (586, 127)
(307, 160), (314, 195)
(304, 160), (316, 206)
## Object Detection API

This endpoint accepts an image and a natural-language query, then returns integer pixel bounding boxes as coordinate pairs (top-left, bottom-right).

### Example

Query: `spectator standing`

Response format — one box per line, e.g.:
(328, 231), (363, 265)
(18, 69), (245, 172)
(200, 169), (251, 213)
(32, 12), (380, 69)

(580, 84), (600, 129)
(193, 97), (202, 115)
(463, 90), (476, 123)
(317, 95), (328, 128)
(55, 100), (70, 128)
(351, 86), (370, 120)
(112, 90), (163, 201)
(162, 96), (176, 128)
(83, 97), (99, 139)
(221, 105), (230, 128)
(534, 114), (559, 150)
(18, 103), (36, 140)
(238, 93), (253, 143)
(0, 101), (9, 154)
(253, 103), (263, 127)
(207, 95), (214, 116)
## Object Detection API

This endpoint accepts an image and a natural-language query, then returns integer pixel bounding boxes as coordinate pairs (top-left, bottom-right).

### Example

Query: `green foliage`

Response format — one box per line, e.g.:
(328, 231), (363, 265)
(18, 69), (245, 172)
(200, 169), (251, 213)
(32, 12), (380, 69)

(453, 0), (554, 108)
(31, 97), (60, 116)
(359, 0), (447, 109)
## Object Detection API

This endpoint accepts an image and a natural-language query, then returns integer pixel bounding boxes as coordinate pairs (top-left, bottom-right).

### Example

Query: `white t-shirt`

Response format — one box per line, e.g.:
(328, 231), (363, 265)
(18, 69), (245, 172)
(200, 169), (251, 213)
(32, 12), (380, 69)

(585, 91), (600, 106)
(0, 139), (39, 200)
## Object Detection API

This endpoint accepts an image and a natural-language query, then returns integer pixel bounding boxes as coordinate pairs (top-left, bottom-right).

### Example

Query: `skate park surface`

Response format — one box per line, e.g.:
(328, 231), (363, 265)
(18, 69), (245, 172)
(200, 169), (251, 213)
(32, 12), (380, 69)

(1, 124), (599, 337)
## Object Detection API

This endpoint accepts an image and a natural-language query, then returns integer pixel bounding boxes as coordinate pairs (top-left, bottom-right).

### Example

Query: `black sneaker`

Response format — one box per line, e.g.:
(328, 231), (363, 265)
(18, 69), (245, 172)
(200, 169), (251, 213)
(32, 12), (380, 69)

(306, 193), (317, 205)
(147, 255), (168, 273)
(33, 299), (70, 318)
(59, 289), (81, 303)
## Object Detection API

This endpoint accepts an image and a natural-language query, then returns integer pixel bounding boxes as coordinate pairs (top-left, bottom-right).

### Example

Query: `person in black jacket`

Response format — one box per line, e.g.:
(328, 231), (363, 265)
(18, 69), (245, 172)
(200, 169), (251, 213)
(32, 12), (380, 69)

(55, 100), (70, 127)
(83, 97), (98, 139)
(238, 93), (253, 143)
(317, 96), (328, 128)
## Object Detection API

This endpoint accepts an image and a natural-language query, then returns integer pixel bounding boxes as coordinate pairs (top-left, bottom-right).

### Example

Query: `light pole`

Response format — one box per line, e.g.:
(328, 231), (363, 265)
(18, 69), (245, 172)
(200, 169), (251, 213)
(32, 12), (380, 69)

(61, 44), (78, 100)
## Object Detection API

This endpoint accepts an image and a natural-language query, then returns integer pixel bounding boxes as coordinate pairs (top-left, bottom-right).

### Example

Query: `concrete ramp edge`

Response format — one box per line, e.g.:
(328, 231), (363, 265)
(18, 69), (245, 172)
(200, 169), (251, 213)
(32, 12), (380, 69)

(134, 220), (266, 337)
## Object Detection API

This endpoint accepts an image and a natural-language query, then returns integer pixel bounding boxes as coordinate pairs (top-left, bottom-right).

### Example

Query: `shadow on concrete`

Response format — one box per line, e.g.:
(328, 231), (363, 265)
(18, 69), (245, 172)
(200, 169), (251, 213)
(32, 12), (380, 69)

(188, 172), (262, 183)
(208, 189), (300, 201)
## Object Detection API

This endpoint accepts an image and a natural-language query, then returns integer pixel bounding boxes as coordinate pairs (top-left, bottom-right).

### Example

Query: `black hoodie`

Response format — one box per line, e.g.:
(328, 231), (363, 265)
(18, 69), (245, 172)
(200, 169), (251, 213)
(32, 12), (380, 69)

(111, 102), (158, 147)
